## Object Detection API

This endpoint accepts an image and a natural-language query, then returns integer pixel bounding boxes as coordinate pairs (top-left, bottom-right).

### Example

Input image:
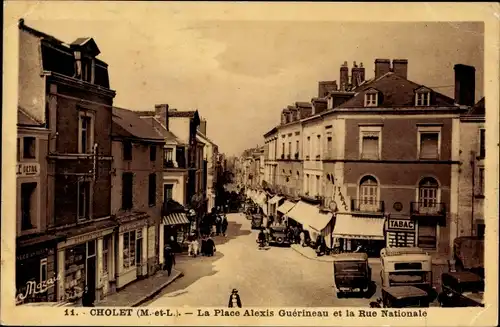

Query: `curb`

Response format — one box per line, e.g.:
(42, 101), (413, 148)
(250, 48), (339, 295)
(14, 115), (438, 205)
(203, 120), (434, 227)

(290, 245), (334, 263)
(131, 270), (184, 307)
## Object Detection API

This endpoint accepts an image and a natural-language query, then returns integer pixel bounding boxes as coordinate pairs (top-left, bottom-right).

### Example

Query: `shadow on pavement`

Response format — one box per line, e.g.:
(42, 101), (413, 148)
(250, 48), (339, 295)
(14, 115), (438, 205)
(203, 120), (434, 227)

(211, 221), (251, 247)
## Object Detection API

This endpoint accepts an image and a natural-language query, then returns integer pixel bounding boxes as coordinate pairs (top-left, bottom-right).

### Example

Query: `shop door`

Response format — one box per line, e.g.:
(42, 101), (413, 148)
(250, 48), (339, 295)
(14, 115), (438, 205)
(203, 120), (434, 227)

(136, 236), (143, 276)
(86, 240), (97, 302)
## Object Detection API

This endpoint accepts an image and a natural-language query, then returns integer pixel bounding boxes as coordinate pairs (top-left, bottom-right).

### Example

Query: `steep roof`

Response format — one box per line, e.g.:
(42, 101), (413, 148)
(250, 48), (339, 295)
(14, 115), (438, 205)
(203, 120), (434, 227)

(338, 72), (456, 108)
(468, 97), (485, 116)
(112, 107), (165, 142)
(139, 116), (183, 144)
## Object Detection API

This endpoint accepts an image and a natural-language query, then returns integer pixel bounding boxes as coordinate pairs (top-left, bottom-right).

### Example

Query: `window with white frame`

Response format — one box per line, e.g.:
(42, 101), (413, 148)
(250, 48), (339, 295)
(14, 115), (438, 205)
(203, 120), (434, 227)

(359, 126), (382, 160)
(77, 180), (91, 221)
(418, 177), (439, 212)
(123, 230), (136, 269)
(415, 91), (431, 106)
(359, 175), (379, 211)
(418, 126), (441, 160)
(78, 111), (94, 154)
(364, 90), (378, 107)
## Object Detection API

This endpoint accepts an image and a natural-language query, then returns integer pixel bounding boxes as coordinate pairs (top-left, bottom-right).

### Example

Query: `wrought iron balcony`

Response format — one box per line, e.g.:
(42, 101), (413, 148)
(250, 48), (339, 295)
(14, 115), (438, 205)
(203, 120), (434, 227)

(163, 159), (175, 168)
(351, 199), (385, 214)
(410, 202), (446, 216)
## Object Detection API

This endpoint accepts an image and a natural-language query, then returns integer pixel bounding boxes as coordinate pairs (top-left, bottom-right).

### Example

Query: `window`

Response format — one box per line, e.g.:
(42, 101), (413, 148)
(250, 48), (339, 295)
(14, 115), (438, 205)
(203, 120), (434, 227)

(415, 92), (431, 106)
(123, 141), (132, 160)
(306, 136), (311, 160)
(81, 57), (94, 83)
(418, 177), (439, 211)
(148, 174), (156, 206)
(21, 182), (37, 230)
(478, 168), (485, 196)
(23, 137), (36, 159)
(419, 133), (439, 159)
(360, 131), (380, 160)
(295, 140), (299, 156)
(163, 184), (173, 202)
(40, 258), (48, 283)
(281, 143), (285, 158)
(364, 93), (378, 107)
(123, 230), (136, 269)
(417, 221), (437, 249)
(150, 145), (157, 161)
(77, 181), (91, 220)
(359, 175), (379, 211)
(327, 136), (333, 159)
(305, 174), (309, 194)
(103, 236), (111, 273)
(479, 129), (485, 158)
(17, 138), (21, 161)
(316, 135), (321, 159)
(78, 113), (93, 154)
(122, 173), (133, 210)
(316, 175), (321, 196)
(288, 142), (291, 158)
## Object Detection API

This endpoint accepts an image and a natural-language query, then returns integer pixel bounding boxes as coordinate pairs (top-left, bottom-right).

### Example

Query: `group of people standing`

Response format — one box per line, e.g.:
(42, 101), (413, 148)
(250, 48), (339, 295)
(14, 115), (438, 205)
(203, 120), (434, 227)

(187, 234), (217, 257)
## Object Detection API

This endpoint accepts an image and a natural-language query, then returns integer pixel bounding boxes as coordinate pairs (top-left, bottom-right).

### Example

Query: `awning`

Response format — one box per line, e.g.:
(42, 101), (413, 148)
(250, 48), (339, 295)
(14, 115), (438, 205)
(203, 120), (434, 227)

(268, 195), (283, 205)
(308, 211), (334, 232)
(162, 212), (190, 226)
(256, 192), (267, 206)
(277, 200), (296, 214)
(333, 213), (385, 240)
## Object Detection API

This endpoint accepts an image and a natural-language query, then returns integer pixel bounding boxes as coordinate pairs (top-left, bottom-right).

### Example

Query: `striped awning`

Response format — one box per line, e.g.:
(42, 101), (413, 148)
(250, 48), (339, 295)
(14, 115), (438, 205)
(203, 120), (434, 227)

(162, 212), (190, 226)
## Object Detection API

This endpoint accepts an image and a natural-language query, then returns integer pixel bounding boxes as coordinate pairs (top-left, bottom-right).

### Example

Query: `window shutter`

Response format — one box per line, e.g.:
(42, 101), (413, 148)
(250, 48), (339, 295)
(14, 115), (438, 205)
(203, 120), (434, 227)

(362, 136), (379, 159)
(420, 134), (438, 159)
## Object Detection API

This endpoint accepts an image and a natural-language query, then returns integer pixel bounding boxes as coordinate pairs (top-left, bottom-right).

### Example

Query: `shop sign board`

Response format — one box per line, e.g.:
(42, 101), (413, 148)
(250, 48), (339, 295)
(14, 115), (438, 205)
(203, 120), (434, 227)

(17, 163), (40, 177)
(388, 218), (415, 231)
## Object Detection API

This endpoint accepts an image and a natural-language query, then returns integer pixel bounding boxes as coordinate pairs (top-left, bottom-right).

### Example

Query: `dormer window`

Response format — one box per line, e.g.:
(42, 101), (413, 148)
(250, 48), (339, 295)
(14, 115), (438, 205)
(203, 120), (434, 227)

(364, 89), (378, 107)
(415, 87), (431, 106)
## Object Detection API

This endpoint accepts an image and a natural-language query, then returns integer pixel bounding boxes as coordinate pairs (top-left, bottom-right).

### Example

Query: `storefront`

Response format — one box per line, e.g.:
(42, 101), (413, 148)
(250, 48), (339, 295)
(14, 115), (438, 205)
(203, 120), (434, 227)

(332, 213), (386, 256)
(277, 200), (296, 224)
(386, 215), (416, 248)
(56, 220), (116, 304)
(267, 195), (283, 222)
(116, 213), (150, 289)
(160, 199), (191, 264)
(285, 201), (334, 245)
(16, 235), (61, 305)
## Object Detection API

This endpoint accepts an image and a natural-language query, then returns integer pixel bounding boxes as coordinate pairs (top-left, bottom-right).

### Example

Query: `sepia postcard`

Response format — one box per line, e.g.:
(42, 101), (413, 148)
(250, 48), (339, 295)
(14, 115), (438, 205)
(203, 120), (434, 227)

(1, 1), (499, 326)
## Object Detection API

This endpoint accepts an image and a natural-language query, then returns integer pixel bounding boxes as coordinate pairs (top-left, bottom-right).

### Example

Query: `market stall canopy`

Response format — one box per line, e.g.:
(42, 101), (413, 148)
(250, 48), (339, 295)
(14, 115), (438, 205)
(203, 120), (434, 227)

(286, 201), (323, 228)
(308, 211), (334, 232)
(277, 200), (296, 214)
(268, 195), (283, 205)
(256, 192), (267, 206)
(333, 213), (385, 240)
(163, 212), (190, 226)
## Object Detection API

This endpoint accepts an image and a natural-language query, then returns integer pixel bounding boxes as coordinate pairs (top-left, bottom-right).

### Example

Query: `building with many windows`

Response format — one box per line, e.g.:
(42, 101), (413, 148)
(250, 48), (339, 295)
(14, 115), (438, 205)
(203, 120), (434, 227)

(110, 107), (164, 292)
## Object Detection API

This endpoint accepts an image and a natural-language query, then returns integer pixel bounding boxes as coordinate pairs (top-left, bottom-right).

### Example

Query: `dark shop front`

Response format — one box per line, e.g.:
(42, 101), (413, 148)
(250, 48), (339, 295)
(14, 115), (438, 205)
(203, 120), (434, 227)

(16, 236), (61, 305)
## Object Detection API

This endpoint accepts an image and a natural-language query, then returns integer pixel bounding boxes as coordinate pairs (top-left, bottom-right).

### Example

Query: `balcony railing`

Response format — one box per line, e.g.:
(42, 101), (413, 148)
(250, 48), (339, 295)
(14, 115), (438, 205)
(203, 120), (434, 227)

(294, 153), (299, 160)
(351, 199), (385, 214)
(410, 202), (446, 216)
(163, 160), (175, 168)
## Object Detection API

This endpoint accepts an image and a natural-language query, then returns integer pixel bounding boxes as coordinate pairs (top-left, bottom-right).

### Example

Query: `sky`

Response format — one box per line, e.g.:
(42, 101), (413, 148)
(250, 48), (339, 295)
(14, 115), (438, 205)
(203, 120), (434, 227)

(6, 2), (485, 156)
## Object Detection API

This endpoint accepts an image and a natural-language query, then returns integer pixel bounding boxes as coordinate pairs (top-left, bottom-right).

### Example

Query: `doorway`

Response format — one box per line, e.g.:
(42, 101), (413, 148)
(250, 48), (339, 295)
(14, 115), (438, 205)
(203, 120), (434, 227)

(136, 237), (143, 276)
(86, 240), (97, 303)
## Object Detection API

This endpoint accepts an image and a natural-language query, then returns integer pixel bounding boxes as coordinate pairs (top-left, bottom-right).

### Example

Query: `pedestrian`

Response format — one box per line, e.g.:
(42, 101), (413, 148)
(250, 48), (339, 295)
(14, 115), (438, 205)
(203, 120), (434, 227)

(227, 289), (242, 308)
(221, 215), (229, 236)
(294, 226), (300, 244)
(201, 236), (207, 256)
(191, 237), (199, 257)
(216, 215), (222, 236)
(206, 236), (216, 256)
(164, 245), (174, 276)
(81, 285), (95, 307)
(299, 230), (305, 247)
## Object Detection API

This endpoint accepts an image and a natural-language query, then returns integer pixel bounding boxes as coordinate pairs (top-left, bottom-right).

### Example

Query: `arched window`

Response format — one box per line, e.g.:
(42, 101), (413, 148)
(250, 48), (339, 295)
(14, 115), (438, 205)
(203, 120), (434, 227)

(359, 175), (378, 211)
(418, 177), (439, 208)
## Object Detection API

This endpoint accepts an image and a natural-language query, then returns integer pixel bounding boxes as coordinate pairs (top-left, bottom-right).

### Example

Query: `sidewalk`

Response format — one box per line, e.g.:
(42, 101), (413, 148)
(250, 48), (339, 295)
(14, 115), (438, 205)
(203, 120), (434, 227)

(96, 268), (183, 307)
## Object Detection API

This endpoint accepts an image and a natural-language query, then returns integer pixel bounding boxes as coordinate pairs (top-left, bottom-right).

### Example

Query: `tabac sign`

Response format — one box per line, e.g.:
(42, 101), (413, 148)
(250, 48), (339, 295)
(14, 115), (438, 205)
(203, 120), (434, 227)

(17, 163), (40, 177)
(388, 218), (416, 231)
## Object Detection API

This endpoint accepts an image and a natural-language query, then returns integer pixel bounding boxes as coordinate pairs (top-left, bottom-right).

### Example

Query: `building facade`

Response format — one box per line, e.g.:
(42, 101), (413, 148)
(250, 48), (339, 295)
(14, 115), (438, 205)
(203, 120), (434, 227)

(110, 107), (164, 291)
(18, 20), (118, 304)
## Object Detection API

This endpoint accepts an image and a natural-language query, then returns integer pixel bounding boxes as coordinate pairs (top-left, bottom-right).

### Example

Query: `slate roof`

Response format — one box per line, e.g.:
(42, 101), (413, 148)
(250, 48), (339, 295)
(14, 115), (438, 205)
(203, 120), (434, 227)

(296, 102), (313, 108)
(112, 107), (165, 141)
(338, 72), (456, 108)
(18, 107), (43, 126)
(468, 97), (485, 116)
(135, 110), (197, 118)
(139, 116), (183, 144)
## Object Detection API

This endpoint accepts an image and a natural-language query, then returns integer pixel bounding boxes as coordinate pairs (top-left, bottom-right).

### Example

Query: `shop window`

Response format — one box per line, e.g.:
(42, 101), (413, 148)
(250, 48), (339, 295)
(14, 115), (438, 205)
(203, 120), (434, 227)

(123, 141), (132, 160)
(77, 181), (91, 221)
(136, 230), (143, 266)
(78, 113), (93, 154)
(40, 258), (48, 283)
(123, 230), (137, 269)
(418, 177), (439, 210)
(417, 222), (437, 249)
(359, 175), (379, 211)
(21, 182), (37, 230)
(148, 174), (157, 207)
(23, 137), (36, 159)
(64, 244), (86, 302)
(418, 131), (440, 160)
(103, 236), (110, 273)
(150, 145), (157, 161)
(122, 173), (133, 210)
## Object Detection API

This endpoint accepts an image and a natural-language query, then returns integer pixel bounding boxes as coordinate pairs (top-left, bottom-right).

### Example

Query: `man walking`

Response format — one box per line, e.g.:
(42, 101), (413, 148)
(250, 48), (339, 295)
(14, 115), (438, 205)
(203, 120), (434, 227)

(221, 215), (229, 236)
(164, 244), (175, 276)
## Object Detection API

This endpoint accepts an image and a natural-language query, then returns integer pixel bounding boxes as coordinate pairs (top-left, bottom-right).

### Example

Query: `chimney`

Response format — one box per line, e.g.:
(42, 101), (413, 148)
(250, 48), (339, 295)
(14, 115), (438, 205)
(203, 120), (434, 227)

(318, 81), (338, 98)
(374, 59), (391, 79)
(392, 59), (408, 79)
(340, 61), (349, 91)
(351, 61), (367, 88)
(454, 64), (476, 106)
(154, 104), (169, 130)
